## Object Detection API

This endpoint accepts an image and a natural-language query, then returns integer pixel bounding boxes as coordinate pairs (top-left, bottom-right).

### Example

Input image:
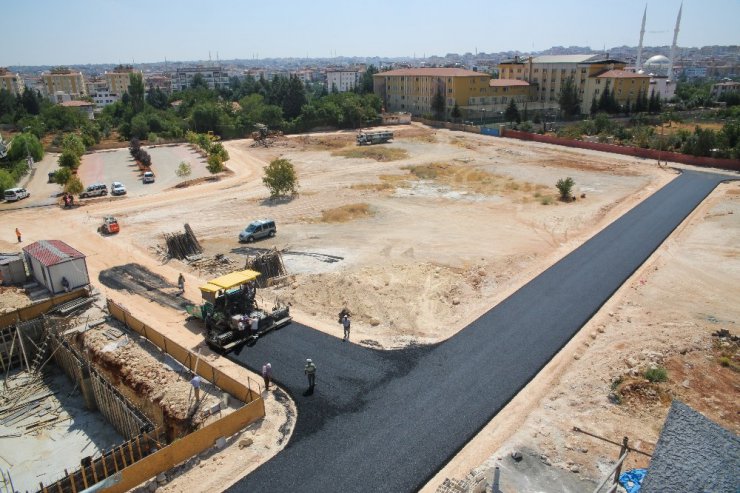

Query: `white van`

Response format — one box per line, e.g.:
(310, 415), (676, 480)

(4, 188), (30, 202)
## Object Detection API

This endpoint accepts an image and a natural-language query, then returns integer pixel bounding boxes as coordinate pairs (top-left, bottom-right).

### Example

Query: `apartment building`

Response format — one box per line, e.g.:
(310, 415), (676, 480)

(171, 66), (229, 91)
(710, 81), (740, 100)
(41, 67), (87, 101)
(104, 65), (141, 95)
(0, 67), (24, 95)
(326, 69), (361, 92)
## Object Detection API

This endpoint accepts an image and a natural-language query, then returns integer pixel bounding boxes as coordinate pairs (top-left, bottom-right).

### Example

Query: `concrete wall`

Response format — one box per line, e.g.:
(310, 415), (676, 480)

(0, 289), (86, 329)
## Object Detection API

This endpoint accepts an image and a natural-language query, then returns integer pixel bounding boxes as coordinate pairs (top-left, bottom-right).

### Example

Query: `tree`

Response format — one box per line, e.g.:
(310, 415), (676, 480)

(129, 137), (141, 159)
(558, 77), (581, 119)
(451, 102), (461, 121)
(206, 154), (224, 173)
(64, 175), (83, 195)
(61, 133), (85, 157)
(262, 158), (298, 198)
(176, 161), (192, 177)
(431, 90), (445, 120)
(556, 177), (575, 201)
(58, 150), (81, 169)
(146, 86), (169, 110)
(590, 96), (598, 116)
(7, 133), (44, 162)
(358, 65), (379, 94)
(20, 89), (42, 115)
(282, 75), (307, 120)
(505, 99), (521, 123)
(52, 167), (72, 185)
(128, 72), (145, 114)
(191, 73), (209, 90)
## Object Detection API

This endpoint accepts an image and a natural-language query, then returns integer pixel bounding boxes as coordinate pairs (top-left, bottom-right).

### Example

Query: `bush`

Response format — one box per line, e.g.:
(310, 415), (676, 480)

(0, 169), (15, 194)
(61, 133), (86, 157)
(644, 366), (668, 383)
(176, 161), (192, 177)
(262, 158), (298, 198)
(556, 177), (575, 201)
(206, 154), (224, 173)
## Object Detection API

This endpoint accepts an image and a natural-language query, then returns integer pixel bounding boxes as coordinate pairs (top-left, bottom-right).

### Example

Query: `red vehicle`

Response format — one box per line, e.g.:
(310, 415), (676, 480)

(99, 216), (120, 234)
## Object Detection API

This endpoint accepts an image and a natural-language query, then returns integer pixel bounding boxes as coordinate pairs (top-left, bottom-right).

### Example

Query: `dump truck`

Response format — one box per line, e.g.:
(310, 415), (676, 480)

(186, 269), (291, 352)
(356, 130), (393, 145)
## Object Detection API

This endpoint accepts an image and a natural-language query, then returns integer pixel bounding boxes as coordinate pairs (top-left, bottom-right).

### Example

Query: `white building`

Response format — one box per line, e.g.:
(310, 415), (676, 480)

(710, 81), (740, 101)
(22, 240), (90, 295)
(172, 66), (230, 91)
(326, 69), (361, 92)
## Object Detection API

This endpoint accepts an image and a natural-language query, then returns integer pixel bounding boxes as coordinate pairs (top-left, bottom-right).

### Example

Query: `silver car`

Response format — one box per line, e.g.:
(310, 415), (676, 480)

(239, 220), (276, 243)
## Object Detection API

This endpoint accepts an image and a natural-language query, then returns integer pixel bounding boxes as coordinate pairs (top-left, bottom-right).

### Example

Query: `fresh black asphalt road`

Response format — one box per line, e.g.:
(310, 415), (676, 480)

(226, 170), (731, 493)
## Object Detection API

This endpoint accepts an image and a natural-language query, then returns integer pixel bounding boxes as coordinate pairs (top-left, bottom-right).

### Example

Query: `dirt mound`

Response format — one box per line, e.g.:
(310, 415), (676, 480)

(271, 262), (489, 343)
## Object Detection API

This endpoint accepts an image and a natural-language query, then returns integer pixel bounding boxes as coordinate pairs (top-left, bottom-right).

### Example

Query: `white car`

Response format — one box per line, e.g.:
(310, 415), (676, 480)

(142, 171), (155, 184)
(4, 187), (30, 202)
(111, 182), (127, 195)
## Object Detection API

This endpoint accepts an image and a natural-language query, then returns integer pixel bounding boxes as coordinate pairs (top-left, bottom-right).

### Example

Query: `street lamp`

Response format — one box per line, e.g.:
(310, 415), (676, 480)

(480, 108), (486, 125)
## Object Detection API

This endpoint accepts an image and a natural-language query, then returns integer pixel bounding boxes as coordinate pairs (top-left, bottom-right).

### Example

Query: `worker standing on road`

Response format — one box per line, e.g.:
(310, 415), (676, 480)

(262, 362), (272, 390)
(15, 228), (21, 243)
(177, 273), (185, 295)
(304, 359), (316, 392)
(190, 374), (202, 401)
(342, 313), (351, 342)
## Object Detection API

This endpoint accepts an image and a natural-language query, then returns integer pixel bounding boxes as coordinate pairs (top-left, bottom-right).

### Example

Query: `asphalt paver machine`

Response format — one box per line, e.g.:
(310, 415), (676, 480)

(186, 269), (291, 352)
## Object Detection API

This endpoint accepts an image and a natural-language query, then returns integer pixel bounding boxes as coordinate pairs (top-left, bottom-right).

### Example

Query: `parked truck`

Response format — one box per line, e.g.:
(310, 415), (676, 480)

(356, 130), (393, 146)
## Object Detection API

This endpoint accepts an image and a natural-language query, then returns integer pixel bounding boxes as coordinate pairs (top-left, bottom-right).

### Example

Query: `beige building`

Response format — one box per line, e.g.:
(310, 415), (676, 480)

(499, 55), (628, 111)
(581, 70), (652, 114)
(104, 65), (141, 95)
(0, 67), (24, 95)
(41, 67), (87, 101)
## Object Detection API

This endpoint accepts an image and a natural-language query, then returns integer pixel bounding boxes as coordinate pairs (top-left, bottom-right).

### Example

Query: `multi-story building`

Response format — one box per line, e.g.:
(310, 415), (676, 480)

(498, 54), (666, 114)
(326, 69), (361, 92)
(373, 68), (536, 119)
(41, 67), (87, 101)
(374, 68), (492, 117)
(0, 67), (24, 95)
(104, 65), (141, 95)
(171, 66), (229, 91)
(144, 74), (172, 94)
(582, 70), (652, 114)
(60, 100), (95, 120)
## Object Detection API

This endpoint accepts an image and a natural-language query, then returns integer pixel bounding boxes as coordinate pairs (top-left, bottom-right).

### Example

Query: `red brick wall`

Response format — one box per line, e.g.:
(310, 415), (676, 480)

(501, 129), (740, 172)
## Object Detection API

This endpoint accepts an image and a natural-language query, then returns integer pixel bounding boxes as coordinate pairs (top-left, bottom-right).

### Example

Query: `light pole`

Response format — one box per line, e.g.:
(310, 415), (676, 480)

(480, 108), (486, 125)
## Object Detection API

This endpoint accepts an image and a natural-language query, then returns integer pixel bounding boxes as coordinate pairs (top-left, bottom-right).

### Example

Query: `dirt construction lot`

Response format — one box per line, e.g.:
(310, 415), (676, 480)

(1, 124), (738, 491)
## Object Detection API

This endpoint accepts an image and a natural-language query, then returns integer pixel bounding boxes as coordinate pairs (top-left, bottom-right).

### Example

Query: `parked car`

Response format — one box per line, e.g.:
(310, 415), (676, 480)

(3, 187), (30, 202)
(111, 182), (127, 196)
(238, 219), (276, 243)
(142, 171), (155, 184)
(79, 183), (108, 198)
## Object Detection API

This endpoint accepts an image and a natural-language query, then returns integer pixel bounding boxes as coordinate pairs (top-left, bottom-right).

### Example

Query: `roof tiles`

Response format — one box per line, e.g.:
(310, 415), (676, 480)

(23, 240), (85, 267)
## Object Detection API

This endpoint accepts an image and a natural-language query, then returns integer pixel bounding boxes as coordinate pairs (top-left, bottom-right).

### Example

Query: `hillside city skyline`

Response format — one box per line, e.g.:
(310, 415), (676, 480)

(2, 0), (739, 67)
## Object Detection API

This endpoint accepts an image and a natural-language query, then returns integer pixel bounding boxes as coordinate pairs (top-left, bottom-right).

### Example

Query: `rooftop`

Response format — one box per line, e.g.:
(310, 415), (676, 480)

(23, 240), (85, 267)
(595, 70), (652, 79)
(490, 79), (530, 87)
(376, 68), (485, 77)
(60, 100), (94, 107)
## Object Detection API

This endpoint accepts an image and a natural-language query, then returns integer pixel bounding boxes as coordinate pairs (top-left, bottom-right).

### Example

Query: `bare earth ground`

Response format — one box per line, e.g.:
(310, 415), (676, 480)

(1, 124), (737, 491)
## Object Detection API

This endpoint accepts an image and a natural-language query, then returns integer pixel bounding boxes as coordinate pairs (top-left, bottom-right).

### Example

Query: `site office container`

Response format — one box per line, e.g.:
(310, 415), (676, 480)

(23, 240), (90, 295)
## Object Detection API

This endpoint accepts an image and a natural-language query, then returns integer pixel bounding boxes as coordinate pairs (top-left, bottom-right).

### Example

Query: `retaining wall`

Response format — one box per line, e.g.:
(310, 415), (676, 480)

(0, 289), (86, 329)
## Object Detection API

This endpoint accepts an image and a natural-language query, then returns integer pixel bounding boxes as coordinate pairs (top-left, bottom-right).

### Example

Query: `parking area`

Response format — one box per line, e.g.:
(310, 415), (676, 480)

(77, 144), (210, 198)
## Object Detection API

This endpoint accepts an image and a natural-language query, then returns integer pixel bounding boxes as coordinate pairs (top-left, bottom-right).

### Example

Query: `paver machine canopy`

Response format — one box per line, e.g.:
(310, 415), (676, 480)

(187, 269), (291, 352)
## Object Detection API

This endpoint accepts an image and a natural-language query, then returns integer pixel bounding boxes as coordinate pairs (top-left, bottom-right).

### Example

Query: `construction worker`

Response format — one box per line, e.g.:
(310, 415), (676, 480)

(15, 228), (21, 243)
(177, 273), (185, 295)
(262, 362), (272, 390)
(190, 374), (202, 401)
(342, 313), (351, 342)
(304, 358), (316, 392)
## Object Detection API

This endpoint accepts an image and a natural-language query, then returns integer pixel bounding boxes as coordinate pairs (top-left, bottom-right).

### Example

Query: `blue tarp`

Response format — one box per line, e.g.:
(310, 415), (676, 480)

(481, 127), (499, 137)
(619, 468), (647, 493)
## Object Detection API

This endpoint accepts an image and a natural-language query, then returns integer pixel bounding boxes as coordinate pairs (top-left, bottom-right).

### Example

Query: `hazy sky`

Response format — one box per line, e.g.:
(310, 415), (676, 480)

(3, 0), (738, 66)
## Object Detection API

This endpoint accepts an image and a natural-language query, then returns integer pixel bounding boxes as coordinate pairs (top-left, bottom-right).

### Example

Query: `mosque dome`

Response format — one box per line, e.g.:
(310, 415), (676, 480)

(643, 55), (671, 77)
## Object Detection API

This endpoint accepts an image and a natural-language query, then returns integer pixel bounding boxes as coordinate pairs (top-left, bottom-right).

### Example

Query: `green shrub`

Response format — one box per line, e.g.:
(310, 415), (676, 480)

(644, 366), (668, 383)
(52, 167), (72, 185)
(206, 154), (224, 173)
(556, 177), (575, 201)
(58, 150), (81, 169)
(263, 158), (298, 198)
(64, 175), (83, 195)
(176, 161), (192, 177)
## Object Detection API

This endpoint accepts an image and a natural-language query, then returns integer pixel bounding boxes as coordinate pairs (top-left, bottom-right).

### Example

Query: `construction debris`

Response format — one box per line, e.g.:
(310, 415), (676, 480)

(244, 248), (288, 287)
(187, 253), (237, 277)
(164, 224), (203, 260)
